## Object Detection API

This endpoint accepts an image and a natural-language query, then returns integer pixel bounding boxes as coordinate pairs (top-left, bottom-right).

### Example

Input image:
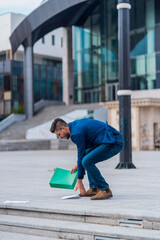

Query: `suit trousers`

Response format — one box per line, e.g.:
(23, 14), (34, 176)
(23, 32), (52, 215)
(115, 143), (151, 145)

(82, 138), (124, 190)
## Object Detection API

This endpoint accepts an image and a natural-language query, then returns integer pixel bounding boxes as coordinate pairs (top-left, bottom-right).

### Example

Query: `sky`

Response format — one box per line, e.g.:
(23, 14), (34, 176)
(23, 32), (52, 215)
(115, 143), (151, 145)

(0, 0), (43, 16)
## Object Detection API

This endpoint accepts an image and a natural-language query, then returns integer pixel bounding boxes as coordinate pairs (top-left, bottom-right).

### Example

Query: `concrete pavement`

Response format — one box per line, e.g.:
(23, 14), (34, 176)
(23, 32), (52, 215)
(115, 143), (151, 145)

(0, 150), (160, 212)
(0, 150), (160, 239)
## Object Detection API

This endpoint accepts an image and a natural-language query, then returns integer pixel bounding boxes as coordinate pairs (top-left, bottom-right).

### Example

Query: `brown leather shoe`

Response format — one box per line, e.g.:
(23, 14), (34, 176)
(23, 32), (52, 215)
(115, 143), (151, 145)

(91, 187), (113, 200)
(80, 188), (99, 197)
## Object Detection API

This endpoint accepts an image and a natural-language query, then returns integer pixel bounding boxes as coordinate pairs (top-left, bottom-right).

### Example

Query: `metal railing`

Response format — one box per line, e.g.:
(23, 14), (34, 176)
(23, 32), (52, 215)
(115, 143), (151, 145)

(0, 114), (26, 132)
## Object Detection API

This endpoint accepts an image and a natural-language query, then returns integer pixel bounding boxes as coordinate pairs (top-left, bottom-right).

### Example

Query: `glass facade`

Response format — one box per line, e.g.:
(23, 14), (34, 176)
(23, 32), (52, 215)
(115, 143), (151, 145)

(74, 0), (159, 103)
(0, 60), (62, 116)
(34, 62), (62, 102)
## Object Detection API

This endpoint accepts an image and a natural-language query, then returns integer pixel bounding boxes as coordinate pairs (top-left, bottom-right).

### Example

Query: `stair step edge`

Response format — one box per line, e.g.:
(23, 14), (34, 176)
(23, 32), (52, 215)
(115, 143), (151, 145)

(0, 214), (160, 240)
(0, 231), (60, 240)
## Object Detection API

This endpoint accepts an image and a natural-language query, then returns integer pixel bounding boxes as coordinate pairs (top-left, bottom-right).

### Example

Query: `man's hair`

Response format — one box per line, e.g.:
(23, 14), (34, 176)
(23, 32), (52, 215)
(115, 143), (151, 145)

(50, 118), (67, 133)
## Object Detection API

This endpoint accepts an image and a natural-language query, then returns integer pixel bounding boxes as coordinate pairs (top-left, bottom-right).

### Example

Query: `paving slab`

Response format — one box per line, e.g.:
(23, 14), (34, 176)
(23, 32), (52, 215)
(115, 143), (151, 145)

(0, 150), (160, 220)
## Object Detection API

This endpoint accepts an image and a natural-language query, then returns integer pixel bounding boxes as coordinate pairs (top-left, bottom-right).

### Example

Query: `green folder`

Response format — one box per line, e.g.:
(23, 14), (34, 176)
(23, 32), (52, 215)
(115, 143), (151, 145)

(49, 168), (77, 189)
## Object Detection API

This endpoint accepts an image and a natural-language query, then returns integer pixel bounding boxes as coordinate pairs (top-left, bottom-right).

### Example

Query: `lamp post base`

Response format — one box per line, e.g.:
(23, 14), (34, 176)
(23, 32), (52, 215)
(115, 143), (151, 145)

(115, 162), (136, 169)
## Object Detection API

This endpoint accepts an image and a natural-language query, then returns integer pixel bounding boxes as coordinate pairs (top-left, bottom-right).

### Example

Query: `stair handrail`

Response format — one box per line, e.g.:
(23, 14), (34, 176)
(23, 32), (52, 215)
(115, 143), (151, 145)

(0, 113), (26, 132)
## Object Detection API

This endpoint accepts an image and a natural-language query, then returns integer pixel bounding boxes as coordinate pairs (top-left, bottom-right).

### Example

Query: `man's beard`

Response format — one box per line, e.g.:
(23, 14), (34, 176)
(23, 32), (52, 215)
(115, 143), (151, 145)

(65, 132), (70, 139)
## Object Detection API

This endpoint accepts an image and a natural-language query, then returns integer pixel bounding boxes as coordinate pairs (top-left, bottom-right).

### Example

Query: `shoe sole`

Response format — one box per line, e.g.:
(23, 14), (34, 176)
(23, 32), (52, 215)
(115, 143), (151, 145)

(90, 194), (113, 200)
(80, 194), (97, 197)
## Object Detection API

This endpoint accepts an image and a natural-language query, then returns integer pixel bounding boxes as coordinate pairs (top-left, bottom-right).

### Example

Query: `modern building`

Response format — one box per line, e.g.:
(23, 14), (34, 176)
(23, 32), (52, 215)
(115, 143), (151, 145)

(72, 0), (160, 150)
(73, 0), (160, 150)
(73, 0), (159, 104)
(0, 12), (63, 117)
(9, 0), (160, 107)
(2, 0), (160, 150)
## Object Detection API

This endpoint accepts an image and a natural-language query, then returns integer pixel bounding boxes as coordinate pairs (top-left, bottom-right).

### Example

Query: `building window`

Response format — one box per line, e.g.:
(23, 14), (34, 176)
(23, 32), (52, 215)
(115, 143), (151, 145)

(4, 75), (11, 91)
(0, 54), (6, 61)
(0, 74), (3, 99)
(52, 35), (55, 45)
(42, 37), (45, 44)
(61, 37), (63, 47)
(12, 76), (18, 91)
(4, 100), (11, 115)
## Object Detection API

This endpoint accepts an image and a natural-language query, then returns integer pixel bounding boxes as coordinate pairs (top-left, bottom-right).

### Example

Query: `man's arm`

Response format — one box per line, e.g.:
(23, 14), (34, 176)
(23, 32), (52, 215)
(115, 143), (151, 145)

(75, 179), (86, 195)
(71, 133), (86, 195)
(71, 163), (86, 195)
(71, 164), (77, 173)
(71, 133), (86, 179)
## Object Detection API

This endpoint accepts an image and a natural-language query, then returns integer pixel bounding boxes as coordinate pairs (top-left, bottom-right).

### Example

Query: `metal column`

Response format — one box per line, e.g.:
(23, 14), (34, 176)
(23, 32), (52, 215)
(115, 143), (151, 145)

(24, 46), (34, 118)
(116, 0), (136, 169)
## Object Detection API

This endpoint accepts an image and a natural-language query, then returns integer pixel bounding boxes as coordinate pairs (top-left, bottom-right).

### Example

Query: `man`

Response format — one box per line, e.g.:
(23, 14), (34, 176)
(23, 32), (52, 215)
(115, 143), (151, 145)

(50, 118), (124, 200)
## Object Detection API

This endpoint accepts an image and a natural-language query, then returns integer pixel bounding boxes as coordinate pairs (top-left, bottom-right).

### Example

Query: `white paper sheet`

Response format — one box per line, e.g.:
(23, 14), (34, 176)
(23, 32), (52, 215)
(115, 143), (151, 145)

(3, 200), (29, 204)
(61, 194), (80, 199)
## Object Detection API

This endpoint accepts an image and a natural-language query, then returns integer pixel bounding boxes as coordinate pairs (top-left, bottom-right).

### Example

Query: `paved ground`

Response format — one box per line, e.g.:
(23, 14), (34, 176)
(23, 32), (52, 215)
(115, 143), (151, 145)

(0, 150), (160, 218)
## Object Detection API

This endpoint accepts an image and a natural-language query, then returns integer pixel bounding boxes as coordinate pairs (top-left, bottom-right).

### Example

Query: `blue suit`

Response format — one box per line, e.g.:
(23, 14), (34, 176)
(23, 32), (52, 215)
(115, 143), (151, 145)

(68, 118), (124, 190)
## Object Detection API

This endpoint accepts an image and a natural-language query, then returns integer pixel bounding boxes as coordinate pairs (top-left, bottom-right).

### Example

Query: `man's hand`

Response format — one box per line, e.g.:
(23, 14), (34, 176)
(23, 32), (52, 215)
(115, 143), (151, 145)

(71, 164), (77, 173)
(75, 179), (86, 195)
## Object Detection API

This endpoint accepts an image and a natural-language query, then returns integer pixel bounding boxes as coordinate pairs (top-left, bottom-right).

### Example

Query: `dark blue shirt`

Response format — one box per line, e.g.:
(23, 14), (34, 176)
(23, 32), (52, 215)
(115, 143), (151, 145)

(68, 118), (123, 179)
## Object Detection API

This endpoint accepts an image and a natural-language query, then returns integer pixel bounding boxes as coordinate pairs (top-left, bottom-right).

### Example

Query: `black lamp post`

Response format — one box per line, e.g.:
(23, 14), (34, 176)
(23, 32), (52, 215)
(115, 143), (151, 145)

(116, 0), (136, 169)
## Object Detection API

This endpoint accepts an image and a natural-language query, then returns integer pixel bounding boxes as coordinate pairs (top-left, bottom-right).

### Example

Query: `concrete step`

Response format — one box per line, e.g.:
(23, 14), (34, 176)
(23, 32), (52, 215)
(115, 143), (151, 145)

(0, 139), (76, 151)
(0, 205), (160, 231)
(0, 214), (160, 240)
(0, 231), (60, 240)
(0, 139), (51, 151)
(0, 103), (100, 140)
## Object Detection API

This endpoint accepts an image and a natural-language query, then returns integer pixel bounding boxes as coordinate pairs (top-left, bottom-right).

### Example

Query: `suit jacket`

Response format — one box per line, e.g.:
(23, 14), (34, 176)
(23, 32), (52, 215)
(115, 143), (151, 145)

(68, 118), (123, 179)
